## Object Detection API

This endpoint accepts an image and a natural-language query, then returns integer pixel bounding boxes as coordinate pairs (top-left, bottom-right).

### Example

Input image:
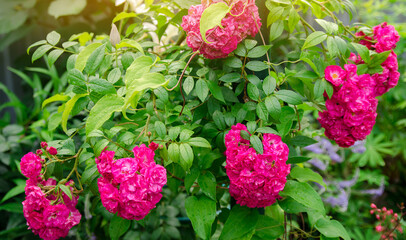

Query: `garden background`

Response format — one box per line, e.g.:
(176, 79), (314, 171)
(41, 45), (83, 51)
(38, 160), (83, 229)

(0, 0), (405, 239)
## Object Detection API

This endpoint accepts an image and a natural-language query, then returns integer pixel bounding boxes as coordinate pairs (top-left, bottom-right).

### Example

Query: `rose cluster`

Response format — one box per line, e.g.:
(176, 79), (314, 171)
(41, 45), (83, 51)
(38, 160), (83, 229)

(319, 23), (399, 148)
(21, 143), (81, 240)
(352, 22), (400, 96)
(181, 0), (261, 59)
(319, 64), (378, 147)
(225, 124), (290, 208)
(96, 144), (167, 220)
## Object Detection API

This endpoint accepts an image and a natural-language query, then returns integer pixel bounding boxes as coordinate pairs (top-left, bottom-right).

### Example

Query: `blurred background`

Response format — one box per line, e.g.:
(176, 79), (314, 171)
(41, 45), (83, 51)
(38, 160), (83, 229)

(0, 0), (405, 239)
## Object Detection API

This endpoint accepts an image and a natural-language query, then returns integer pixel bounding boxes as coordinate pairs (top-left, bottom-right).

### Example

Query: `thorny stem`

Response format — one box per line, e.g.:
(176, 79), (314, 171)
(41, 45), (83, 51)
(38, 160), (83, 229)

(294, 105), (301, 131)
(104, 136), (132, 153)
(252, 12), (274, 75)
(65, 148), (83, 181)
(300, 16), (329, 59)
(179, 51), (199, 116)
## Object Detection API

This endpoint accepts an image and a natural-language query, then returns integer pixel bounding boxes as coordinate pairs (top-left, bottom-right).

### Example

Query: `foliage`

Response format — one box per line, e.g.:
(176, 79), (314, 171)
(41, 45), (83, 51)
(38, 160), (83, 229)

(0, 0), (405, 239)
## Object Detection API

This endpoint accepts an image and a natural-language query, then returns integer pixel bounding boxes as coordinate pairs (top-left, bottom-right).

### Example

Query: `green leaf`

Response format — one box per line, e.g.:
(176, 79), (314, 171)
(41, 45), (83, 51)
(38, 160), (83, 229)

(275, 90), (303, 105)
(207, 80), (225, 103)
(265, 96), (281, 120)
(1, 184), (25, 203)
(67, 69), (86, 87)
(46, 31), (61, 45)
(59, 185), (72, 200)
(247, 83), (260, 101)
(270, 20), (284, 41)
(314, 79), (327, 99)
(302, 31), (327, 50)
(240, 130), (251, 141)
(108, 68), (121, 84)
(84, 44), (106, 74)
(89, 78), (116, 95)
(315, 19), (338, 34)
(290, 135), (317, 147)
(369, 50), (391, 68)
(278, 197), (309, 214)
(256, 102), (269, 121)
(183, 76), (194, 95)
(42, 94), (70, 109)
(315, 218), (350, 240)
(198, 172), (216, 200)
(256, 127), (279, 135)
(213, 111), (226, 130)
(32, 44), (52, 62)
(247, 45), (271, 58)
(244, 39), (257, 50)
(47, 49), (64, 66)
(185, 168), (199, 192)
(82, 164), (99, 184)
(288, 8), (300, 33)
(109, 214), (131, 240)
(224, 57), (243, 68)
(169, 127), (181, 140)
(188, 137), (211, 148)
(86, 95), (124, 135)
(287, 156), (311, 164)
(154, 121), (166, 138)
(180, 129), (194, 142)
(219, 205), (259, 240)
(185, 196), (216, 240)
(116, 39), (144, 54)
(62, 41), (78, 49)
(27, 40), (47, 54)
(179, 143), (194, 171)
(112, 12), (138, 23)
(250, 135), (263, 154)
(246, 61), (268, 72)
(267, 6), (284, 26)
(254, 215), (284, 239)
(75, 42), (103, 72)
(200, 2), (230, 43)
(290, 166), (327, 188)
(263, 76), (276, 95)
(280, 180), (325, 214)
(219, 73), (241, 83)
(196, 79), (209, 102)
(168, 143), (180, 163)
(351, 43), (370, 63)
(62, 93), (88, 133)
(48, 0), (87, 18)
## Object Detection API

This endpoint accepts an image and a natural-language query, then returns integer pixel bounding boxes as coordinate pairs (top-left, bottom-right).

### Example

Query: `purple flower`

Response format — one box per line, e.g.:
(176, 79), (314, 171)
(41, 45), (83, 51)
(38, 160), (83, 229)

(308, 158), (327, 171)
(351, 140), (367, 154)
(338, 169), (359, 188)
(324, 189), (349, 210)
(360, 179), (385, 197)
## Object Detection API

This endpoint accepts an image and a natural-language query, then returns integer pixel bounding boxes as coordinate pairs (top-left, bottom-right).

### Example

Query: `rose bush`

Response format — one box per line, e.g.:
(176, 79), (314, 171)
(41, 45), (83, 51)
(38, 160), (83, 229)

(0, 0), (404, 239)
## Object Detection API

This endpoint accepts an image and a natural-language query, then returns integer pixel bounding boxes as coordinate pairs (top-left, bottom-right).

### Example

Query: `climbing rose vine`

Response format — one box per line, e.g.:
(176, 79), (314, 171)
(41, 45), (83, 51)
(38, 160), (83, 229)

(181, 0), (261, 59)
(225, 124), (290, 208)
(96, 144), (167, 220)
(21, 146), (81, 240)
(319, 22), (400, 147)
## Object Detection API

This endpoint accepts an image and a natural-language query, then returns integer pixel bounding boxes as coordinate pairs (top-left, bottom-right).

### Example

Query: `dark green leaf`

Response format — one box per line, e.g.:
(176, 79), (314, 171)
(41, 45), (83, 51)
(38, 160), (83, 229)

(290, 135), (317, 147)
(219, 73), (241, 83)
(302, 31), (327, 50)
(250, 135), (263, 154)
(246, 61), (268, 72)
(280, 180), (325, 214)
(275, 90), (303, 105)
(32, 44), (52, 62)
(89, 78), (116, 94)
(109, 214), (131, 240)
(185, 196), (216, 240)
(198, 172), (216, 200)
(84, 44), (106, 74)
(219, 205), (259, 240)
(290, 166), (327, 188)
(196, 79), (209, 102)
